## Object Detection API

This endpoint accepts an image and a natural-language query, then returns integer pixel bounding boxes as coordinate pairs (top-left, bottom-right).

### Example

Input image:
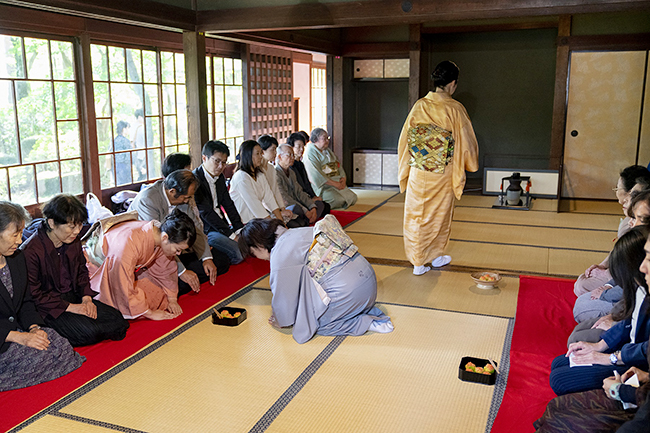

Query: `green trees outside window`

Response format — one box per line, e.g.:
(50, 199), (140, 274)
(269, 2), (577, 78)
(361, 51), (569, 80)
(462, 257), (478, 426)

(207, 56), (244, 161)
(0, 34), (83, 205)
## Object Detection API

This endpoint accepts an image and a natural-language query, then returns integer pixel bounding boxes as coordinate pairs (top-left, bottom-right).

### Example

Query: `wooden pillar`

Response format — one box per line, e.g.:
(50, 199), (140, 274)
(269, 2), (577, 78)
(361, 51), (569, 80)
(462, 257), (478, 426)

(183, 31), (208, 168)
(75, 33), (101, 198)
(551, 15), (572, 208)
(241, 44), (252, 141)
(328, 55), (345, 171)
(409, 24), (421, 109)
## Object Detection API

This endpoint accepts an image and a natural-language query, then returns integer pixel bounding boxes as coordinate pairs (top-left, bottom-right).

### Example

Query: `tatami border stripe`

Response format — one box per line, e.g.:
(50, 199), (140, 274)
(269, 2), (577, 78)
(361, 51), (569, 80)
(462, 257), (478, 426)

(50, 412), (148, 433)
(248, 335), (347, 433)
(379, 301), (513, 320)
(9, 283), (262, 433)
(485, 317), (515, 433)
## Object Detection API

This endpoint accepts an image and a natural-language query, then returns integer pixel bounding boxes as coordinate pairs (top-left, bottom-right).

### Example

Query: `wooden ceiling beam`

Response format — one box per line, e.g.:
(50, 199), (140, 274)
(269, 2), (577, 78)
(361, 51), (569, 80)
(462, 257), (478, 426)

(210, 30), (340, 55)
(197, 0), (650, 33)
(0, 0), (196, 31)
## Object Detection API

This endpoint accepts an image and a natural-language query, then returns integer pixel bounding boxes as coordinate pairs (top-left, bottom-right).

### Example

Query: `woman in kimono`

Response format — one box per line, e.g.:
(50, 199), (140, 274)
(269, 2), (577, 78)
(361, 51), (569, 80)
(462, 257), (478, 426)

(21, 194), (128, 346)
(0, 201), (84, 391)
(229, 140), (287, 224)
(238, 218), (393, 344)
(89, 209), (196, 321)
(397, 61), (479, 275)
(304, 128), (357, 210)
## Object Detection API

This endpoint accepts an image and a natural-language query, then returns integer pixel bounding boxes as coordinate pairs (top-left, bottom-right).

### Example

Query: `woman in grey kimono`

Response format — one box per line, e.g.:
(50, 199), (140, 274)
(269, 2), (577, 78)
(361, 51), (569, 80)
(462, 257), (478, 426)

(238, 218), (393, 343)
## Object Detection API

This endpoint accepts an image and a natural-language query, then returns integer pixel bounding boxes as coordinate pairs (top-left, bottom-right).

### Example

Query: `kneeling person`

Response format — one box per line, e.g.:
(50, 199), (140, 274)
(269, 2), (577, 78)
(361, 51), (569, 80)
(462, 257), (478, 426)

(22, 194), (128, 346)
(89, 210), (196, 321)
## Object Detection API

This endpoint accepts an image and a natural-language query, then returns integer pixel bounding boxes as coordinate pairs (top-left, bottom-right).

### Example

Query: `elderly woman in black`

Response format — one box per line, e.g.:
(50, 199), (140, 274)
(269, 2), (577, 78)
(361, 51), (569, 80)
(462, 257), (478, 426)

(21, 194), (129, 346)
(0, 201), (84, 391)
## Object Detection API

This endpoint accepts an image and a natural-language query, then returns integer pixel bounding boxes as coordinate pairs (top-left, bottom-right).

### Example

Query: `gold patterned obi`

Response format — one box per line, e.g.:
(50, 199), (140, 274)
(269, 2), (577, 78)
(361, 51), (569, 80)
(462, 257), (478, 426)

(321, 161), (340, 178)
(407, 123), (455, 173)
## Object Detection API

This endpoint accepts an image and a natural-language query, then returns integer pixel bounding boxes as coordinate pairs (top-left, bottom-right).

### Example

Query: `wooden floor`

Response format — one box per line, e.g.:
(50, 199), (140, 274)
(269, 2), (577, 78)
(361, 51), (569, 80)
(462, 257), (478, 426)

(13, 191), (621, 433)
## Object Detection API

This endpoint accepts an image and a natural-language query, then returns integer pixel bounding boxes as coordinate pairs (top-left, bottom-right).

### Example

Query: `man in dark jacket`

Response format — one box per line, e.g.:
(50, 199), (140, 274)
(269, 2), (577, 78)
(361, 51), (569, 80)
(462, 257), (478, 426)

(193, 141), (244, 264)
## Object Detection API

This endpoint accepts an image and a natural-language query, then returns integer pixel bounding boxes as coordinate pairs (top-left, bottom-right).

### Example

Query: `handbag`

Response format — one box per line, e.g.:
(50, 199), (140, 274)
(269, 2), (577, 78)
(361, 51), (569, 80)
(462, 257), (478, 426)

(86, 192), (114, 224)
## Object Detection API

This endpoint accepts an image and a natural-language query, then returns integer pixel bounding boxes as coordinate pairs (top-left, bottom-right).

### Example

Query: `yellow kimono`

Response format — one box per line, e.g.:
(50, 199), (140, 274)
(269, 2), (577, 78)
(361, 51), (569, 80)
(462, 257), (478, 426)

(397, 91), (479, 266)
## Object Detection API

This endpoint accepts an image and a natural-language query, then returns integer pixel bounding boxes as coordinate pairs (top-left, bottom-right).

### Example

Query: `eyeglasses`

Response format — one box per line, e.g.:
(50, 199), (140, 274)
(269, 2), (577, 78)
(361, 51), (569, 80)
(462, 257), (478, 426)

(210, 158), (228, 166)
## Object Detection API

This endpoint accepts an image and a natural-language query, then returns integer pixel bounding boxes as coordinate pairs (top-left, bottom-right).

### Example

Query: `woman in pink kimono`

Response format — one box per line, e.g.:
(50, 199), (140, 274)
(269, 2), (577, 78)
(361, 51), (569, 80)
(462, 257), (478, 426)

(89, 209), (196, 321)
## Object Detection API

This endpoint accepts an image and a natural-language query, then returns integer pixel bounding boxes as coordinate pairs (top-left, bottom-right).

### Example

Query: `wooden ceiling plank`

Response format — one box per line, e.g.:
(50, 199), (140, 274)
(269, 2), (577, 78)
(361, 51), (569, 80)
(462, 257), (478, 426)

(197, 0), (650, 33)
(2, 0), (196, 31)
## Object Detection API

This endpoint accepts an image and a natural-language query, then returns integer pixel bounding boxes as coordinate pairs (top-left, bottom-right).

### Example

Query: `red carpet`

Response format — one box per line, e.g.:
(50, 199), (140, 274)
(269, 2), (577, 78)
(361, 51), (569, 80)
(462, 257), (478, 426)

(491, 275), (577, 433)
(0, 258), (270, 432)
(330, 210), (365, 227)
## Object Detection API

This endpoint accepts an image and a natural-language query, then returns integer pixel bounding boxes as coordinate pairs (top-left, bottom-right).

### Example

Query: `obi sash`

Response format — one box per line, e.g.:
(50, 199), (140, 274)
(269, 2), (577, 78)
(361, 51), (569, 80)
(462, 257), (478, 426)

(321, 161), (340, 178)
(407, 123), (455, 173)
(307, 214), (358, 283)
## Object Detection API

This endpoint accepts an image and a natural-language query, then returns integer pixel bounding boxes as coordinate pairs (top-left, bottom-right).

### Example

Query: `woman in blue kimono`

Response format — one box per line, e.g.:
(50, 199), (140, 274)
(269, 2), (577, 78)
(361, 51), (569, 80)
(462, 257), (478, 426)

(238, 217), (393, 343)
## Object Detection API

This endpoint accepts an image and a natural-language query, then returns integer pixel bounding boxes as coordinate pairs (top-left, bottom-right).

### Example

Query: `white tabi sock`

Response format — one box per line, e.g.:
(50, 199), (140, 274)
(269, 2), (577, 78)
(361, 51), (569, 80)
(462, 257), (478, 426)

(413, 265), (431, 276)
(431, 255), (452, 268)
(369, 319), (394, 333)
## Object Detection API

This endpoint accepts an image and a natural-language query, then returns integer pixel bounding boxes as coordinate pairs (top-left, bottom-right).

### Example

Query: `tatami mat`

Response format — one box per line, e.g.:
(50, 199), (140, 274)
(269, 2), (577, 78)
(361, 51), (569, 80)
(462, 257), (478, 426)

(18, 416), (115, 433)
(60, 290), (333, 432)
(347, 212), (614, 253)
(454, 205), (620, 231)
(269, 305), (509, 433)
(450, 221), (613, 252)
(346, 189), (398, 212)
(349, 232), (549, 274)
(253, 265), (518, 318)
(374, 265), (518, 318)
(348, 199), (620, 236)
(345, 202), (404, 235)
(549, 249), (605, 277)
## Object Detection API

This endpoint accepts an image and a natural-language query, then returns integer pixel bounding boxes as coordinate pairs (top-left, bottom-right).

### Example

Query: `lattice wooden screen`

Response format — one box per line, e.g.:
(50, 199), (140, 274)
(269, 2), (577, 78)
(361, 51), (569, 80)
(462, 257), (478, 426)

(248, 47), (293, 142)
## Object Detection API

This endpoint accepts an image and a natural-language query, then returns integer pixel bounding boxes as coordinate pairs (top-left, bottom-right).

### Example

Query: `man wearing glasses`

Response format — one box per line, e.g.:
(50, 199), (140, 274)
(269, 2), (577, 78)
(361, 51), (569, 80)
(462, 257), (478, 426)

(193, 140), (245, 265)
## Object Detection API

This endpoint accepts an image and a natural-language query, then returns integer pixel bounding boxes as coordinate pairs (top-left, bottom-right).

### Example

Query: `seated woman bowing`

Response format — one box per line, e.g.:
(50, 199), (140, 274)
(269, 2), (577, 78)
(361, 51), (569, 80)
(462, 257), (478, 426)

(238, 217), (393, 344)
(0, 201), (84, 391)
(89, 209), (196, 321)
(21, 194), (128, 346)
(550, 225), (650, 396)
(229, 140), (288, 224)
(304, 128), (357, 210)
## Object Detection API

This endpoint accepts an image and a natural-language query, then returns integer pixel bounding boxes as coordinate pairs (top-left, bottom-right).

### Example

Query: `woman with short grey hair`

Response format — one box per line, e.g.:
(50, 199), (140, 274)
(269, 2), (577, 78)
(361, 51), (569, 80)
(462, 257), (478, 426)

(0, 201), (84, 391)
